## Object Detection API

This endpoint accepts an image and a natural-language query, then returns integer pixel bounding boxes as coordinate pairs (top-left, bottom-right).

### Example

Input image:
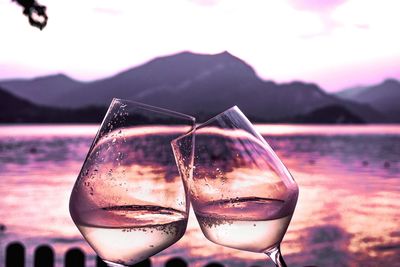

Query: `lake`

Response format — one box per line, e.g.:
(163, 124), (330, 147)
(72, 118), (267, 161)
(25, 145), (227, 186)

(0, 125), (399, 267)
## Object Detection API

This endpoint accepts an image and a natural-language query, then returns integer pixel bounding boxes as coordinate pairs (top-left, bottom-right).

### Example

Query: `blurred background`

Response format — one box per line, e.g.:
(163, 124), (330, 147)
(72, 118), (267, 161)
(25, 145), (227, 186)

(0, 0), (399, 266)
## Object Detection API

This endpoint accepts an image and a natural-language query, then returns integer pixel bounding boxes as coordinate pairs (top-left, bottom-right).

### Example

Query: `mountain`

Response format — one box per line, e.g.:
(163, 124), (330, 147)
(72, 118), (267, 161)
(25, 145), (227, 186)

(336, 79), (400, 122)
(0, 74), (84, 106)
(0, 86), (38, 122)
(53, 51), (262, 110)
(291, 105), (365, 124)
(0, 51), (388, 123)
(0, 87), (106, 123)
(335, 86), (365, 99)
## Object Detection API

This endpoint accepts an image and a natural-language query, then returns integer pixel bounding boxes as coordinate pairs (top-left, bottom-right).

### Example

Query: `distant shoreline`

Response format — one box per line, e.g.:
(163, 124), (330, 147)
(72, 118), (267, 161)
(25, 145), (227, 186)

(1, 124), (400, 137)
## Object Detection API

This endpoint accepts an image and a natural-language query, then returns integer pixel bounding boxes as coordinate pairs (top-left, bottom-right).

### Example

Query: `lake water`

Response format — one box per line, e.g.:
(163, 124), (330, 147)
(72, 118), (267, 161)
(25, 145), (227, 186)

(0, 125), (399, 267)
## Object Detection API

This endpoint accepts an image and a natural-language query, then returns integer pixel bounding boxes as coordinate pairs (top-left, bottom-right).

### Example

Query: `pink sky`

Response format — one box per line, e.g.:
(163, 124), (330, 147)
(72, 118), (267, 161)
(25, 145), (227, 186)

(0, 0), (399, 92)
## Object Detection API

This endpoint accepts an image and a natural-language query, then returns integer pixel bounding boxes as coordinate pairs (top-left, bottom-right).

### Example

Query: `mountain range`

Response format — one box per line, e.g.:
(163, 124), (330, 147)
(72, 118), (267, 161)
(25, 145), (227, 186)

(0, 51), (399, 123)
(335, 79), (400, 122)
(0, 87), (106, 123)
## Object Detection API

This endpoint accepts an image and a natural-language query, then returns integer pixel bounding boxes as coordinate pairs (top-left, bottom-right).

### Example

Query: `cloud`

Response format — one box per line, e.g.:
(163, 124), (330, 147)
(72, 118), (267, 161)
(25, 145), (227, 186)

(0, 0), (399, 91)
(190, 0), (220, 6)
(93, 7), (123, 16)
(287, 0), (347, 13)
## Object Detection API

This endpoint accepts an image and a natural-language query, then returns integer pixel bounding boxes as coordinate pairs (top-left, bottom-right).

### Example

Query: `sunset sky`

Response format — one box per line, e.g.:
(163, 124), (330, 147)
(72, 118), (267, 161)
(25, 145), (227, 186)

(0, 0), (399, 92)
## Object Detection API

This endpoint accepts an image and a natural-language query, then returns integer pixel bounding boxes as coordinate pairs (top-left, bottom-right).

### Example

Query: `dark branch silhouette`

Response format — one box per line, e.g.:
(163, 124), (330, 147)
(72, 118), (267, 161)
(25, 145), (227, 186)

(13, 0), (48, 30)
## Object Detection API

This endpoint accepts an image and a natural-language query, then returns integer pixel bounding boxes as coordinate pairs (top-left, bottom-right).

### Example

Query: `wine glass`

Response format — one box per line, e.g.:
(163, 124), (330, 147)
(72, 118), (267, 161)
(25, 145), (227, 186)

(171, 106), (299, 267)
(69, 98), (195, 267)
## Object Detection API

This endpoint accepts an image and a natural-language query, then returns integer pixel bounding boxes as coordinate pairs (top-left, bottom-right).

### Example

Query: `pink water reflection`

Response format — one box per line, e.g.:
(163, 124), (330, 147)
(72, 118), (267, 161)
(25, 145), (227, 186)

(0, 125), (399, 267)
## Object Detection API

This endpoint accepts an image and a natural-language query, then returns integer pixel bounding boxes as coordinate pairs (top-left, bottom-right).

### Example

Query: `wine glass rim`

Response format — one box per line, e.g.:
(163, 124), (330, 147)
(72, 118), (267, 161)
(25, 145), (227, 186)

(197, 105), (241, 129)
(170, 105), (242, 144)
(111, 98), (196, 122)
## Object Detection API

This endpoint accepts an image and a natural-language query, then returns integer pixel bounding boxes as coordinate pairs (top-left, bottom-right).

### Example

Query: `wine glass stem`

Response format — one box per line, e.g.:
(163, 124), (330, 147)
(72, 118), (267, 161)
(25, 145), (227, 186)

(265, 246), (287, 267)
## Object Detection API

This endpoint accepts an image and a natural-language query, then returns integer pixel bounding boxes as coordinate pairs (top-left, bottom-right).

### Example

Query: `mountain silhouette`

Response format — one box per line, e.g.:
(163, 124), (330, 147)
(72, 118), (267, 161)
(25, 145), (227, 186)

(292, 105), (365, 124)
(0, 74), (83, 106)
(336, 79), (400, 122)
(0, 51), (389, 123)
(0, 87), (106, 123)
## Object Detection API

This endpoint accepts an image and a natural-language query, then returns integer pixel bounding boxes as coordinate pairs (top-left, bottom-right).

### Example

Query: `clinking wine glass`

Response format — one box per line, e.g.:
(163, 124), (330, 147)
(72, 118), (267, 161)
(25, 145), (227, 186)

(69, 99), (195, 266)
(172, 106), (299, 267)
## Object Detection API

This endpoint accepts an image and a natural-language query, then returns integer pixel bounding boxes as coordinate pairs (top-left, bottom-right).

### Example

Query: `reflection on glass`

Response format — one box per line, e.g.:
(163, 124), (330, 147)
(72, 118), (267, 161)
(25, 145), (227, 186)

(172, 106), (299, 267)
(69, 99), (195, 266)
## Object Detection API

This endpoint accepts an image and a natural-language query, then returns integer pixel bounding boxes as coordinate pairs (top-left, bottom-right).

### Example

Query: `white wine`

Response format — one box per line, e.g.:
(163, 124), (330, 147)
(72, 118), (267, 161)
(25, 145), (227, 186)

(75, 205), (187, 266)
(195, 197), (295, 253)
